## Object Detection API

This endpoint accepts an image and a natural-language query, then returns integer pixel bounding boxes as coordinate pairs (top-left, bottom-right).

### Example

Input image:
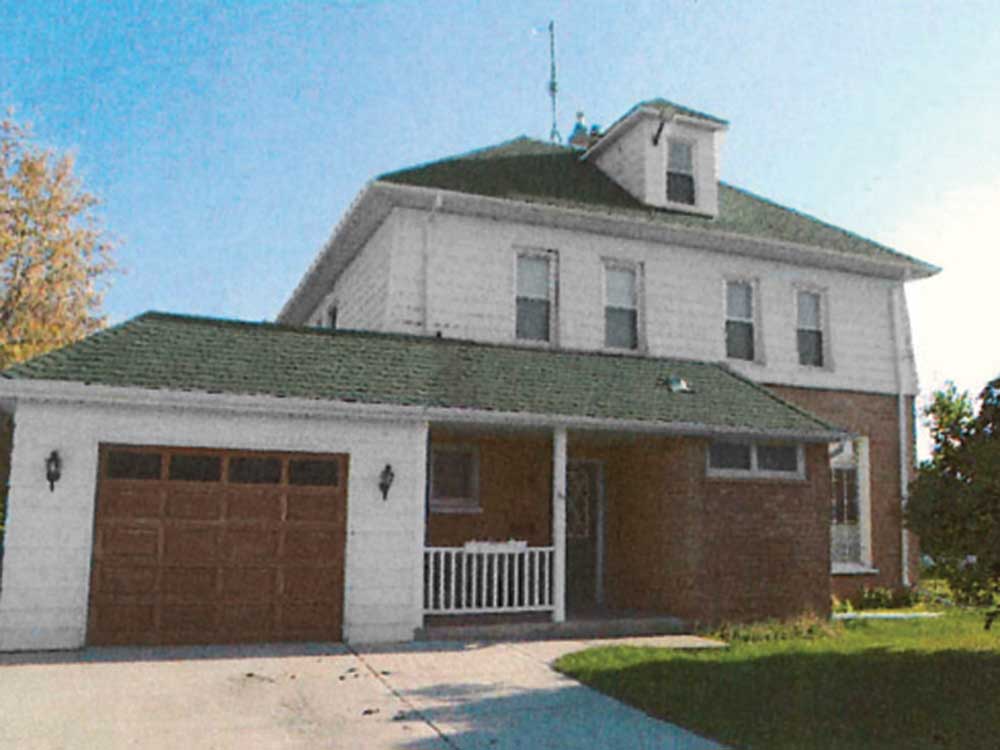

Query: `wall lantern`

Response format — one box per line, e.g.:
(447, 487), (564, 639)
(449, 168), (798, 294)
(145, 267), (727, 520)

(45, 450), (62, 492)
(378, 464), (395, 500)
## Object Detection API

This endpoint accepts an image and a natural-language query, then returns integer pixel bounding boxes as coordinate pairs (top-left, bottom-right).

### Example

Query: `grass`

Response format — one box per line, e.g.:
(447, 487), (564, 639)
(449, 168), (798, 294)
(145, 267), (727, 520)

(555, 612), (1000, 750)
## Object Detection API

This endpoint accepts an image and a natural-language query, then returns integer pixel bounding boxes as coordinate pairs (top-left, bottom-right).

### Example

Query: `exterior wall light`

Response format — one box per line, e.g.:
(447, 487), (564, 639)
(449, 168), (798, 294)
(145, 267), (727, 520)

(378, 464), (395, 500)
(45, 450), (61, 492)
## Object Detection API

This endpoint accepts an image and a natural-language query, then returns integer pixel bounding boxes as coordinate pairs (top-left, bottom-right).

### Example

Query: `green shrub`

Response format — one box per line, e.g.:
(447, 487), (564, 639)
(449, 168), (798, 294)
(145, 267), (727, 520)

(704, 614), (842, 644)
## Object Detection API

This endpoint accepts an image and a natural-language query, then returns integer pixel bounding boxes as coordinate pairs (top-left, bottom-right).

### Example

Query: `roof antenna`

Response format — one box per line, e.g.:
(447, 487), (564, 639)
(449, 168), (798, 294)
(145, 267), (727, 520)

(547, 20), (561, 144)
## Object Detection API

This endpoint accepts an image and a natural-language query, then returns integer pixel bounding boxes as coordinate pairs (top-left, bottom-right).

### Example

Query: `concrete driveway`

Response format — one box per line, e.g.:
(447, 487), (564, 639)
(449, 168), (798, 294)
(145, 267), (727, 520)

(0, 636), (724, 749)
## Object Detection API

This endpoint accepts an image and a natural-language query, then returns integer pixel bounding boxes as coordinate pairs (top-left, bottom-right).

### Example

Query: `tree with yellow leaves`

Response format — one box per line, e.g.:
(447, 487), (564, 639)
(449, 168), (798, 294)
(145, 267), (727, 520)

(0, 115), (115, 368)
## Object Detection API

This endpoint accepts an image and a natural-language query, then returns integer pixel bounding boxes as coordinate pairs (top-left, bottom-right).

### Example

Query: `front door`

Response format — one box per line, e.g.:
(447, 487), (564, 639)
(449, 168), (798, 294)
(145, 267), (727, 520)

(565, 460), (603, 614)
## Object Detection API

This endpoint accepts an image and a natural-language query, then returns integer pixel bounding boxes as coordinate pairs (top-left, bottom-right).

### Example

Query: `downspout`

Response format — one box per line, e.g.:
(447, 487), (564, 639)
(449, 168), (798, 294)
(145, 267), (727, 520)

(889, 284), (912, 588)
(420, 193), (444, 334)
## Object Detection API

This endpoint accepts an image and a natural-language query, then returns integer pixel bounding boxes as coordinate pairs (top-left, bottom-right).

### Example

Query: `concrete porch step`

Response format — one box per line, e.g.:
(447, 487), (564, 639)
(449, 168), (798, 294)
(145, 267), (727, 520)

(416, 614), (688, 642)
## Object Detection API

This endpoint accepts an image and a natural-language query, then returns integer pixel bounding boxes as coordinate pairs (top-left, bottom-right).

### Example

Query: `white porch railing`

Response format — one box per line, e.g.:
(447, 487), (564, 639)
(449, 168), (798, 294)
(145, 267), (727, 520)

(424, 541), (555, 614)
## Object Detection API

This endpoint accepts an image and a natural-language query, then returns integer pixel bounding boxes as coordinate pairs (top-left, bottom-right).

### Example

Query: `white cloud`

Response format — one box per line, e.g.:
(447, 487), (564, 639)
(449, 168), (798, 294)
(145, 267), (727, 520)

(884, 180), (1000, 456)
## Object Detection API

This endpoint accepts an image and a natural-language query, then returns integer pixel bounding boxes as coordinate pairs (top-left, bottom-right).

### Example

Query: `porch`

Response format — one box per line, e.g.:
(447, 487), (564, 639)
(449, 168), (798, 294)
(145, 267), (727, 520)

(420, 422), (834, 631)
(420, 424), (700, 629)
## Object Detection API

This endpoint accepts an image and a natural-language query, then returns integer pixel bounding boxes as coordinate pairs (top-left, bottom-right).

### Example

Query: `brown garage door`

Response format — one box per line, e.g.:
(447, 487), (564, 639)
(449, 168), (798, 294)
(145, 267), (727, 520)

(88, 445), (348, 646)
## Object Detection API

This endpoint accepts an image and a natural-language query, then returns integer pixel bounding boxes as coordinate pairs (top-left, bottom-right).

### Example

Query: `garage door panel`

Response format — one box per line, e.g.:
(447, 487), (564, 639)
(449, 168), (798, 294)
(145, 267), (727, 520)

(163, 526), (219, 563)
(88, 446), (347, 646)
(93, 602), (156, 634)
(286, 493), (338, 522)
(225, 491), (283, 522)
(100, 526), (159, 561)
(283, 566), (340, 599)
(283, 529), (340, 559)
(222, 567), (276, 599)
(222, 529), (279, 562)
(100, 487), (163, 519)
(164, 490), (223, 521)
(281, 600), (341, 634)
(98, 566), (158, 595)
(161, 566), (218, 597)
(221, 603), (273, 634)
(161, 602), (217, 632)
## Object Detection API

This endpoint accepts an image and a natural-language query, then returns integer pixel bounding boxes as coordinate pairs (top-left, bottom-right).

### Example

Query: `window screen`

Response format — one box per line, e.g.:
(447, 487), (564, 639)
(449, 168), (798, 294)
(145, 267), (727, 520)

(605, 266), (638, 350)
(725, 281), (755, 360)
(708, 442), (752, 470)
(757, 444), (799, 473)
(667, 141), (695, 205)
(430, 447), (479, 512)
(516, 255), (551, 342)
(797, 291), (824, 367)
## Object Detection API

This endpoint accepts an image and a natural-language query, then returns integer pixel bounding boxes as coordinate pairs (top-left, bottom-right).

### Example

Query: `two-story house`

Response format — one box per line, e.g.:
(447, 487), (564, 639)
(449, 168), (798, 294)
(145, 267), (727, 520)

(0, 99), (938, 650)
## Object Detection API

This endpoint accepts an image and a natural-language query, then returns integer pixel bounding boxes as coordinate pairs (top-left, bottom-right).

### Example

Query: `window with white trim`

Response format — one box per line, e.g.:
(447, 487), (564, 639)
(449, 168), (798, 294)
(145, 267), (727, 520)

(667, 140), (695, 206)
(797, 290), (824, 367)
(604, 263), (640, 350)
(516, 252), (555, 343)
(429, 445), (480, 514)
(707, 440), (804, 479)
(725, 280), (755, 361)
(830, 437), (872, 569)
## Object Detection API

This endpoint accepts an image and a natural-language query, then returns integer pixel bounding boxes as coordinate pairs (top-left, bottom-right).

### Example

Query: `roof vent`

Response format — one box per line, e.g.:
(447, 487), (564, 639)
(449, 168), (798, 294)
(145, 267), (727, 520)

(568, 111), (590, 149)
(659, 375), (694, 393)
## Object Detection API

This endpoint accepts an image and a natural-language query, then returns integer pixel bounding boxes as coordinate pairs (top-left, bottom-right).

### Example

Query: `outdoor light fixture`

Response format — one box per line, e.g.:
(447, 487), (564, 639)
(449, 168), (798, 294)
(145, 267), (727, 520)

(45, 450), (61, 492)
(378, 464), (395, 500)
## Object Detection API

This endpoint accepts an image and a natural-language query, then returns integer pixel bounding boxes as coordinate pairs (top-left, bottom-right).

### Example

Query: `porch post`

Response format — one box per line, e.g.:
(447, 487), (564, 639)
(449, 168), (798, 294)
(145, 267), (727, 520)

(552, 426), (567, 623)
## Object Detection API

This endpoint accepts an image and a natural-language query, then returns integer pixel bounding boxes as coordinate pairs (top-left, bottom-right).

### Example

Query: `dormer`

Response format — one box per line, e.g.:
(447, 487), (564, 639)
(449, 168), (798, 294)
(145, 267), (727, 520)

(583, 99), (728, 218)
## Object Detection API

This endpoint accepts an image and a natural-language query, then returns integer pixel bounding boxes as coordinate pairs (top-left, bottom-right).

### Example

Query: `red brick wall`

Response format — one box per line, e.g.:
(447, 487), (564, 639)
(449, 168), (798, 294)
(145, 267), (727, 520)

(765, 385), (918, 598)
(425, 429), (552, 547)
(573, 435), (831, 624)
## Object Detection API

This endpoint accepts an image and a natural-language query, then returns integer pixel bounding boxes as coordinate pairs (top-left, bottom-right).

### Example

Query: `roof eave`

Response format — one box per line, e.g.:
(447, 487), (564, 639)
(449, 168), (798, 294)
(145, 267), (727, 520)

(277, 182), (394, 325)
(0, 378), (846, 443)
(373, 181), (938, 282)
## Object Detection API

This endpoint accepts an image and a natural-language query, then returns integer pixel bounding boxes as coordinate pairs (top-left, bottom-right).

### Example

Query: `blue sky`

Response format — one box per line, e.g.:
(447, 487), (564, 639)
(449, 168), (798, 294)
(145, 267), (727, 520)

(2, 1), (999, 425)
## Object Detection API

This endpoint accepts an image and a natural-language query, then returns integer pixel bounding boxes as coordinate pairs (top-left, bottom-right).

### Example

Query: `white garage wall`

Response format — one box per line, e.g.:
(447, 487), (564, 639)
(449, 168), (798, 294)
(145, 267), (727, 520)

(0, 398), (428, 651)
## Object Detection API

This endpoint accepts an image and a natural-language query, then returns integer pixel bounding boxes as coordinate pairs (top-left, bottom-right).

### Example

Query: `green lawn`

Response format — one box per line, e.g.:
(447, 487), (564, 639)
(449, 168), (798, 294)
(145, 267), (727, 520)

(555, 612), (1000, 750)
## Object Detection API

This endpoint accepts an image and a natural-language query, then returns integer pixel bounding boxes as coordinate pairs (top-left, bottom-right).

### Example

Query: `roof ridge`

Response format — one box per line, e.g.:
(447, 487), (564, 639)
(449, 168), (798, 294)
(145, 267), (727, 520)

(379, 136), (573, 180)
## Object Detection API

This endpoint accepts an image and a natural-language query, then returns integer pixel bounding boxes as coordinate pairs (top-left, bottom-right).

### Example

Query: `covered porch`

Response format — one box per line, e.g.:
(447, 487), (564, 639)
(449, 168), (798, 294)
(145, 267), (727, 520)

(421, 424), (716, 629)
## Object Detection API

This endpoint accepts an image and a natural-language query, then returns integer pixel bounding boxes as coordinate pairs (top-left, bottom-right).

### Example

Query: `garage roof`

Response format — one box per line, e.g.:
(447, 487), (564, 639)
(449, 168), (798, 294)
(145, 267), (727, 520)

(1, 312), (843, 440)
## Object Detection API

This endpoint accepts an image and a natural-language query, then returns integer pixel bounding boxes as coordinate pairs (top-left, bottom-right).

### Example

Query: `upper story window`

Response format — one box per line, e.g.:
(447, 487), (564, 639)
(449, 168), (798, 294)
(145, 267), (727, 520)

(325, 304), (338, 330)
(604, 263), (640, 350)
(797, 290), (824, 367)
(667, 140), (695, 206)
(516, 252), (555, 343)
(429, 444), (480, 514)
(725, 280), (755, 361)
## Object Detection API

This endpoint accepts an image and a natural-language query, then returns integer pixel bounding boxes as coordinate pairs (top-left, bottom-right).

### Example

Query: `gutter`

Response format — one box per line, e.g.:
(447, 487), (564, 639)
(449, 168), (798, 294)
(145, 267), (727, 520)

(0, 379), (848, 444)
(889, 285), (914, 587)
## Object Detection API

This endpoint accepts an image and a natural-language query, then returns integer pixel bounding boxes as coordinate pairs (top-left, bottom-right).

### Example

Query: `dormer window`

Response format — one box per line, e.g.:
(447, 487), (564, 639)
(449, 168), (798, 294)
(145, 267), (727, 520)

(667, 140), (695, 206)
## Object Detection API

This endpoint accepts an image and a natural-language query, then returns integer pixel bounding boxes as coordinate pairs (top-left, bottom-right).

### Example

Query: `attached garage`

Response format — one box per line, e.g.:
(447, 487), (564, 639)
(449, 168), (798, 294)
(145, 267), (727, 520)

(88, 445), (348, 646)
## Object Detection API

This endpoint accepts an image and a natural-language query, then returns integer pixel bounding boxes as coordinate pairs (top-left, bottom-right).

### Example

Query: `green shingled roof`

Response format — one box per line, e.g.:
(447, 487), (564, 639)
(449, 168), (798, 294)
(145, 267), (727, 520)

(1, 312), (841, 439)
(380, 137), (931, 271)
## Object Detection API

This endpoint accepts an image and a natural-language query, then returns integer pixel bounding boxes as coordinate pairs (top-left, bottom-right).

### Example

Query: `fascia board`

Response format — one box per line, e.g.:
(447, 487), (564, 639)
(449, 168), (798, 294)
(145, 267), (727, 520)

(276, 183), (394, 325)
(0, 379), (846, 444)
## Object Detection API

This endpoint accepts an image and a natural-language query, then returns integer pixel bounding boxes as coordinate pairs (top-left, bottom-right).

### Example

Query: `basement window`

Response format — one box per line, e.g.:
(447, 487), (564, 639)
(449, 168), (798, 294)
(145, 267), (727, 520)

(707, 441), (805, 479)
